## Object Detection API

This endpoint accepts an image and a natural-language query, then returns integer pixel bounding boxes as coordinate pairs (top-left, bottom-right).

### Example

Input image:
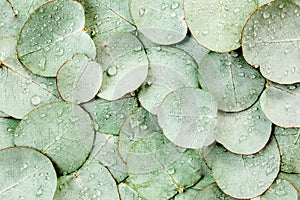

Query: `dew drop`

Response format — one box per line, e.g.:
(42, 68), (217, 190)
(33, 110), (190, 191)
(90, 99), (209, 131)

(202, 30), (208, 35)
(171, 2), (179, 9)
(161, 3), (168, 10)
(288, 85), (296, 90)
(134, 45), (142, 51)
(31, 96), (41, 106)
(263, 12), (270, 19)
(139, 8), (146, 16)
(107, 65), (117, 76)
(36, 188), (43, 196)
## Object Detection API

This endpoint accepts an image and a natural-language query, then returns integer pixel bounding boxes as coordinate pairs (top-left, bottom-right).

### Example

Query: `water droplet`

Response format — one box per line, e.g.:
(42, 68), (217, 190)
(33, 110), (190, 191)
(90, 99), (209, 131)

(233, 8), (240, 13)
(263, 12), (270, 19)
(278, 3), (285, 9)
(258, 181), (265, 187)
(231, 51), (238, 57)
(239, 72), (245, 77)
(134, 45), (142, 51)
(161, 3), (168, 10)
(139, 8), (146, 16)
(171, 2), (179, 9)
(36, 188), (43, 196)
(31, 96), (41, 106)
(288, 85), (296, 90)
(202, 30), (208, 35)
(170, 12), (176, 17)
(107, 65), (117, 76)
(38, 57), (46, 71)
(167, 168), (175, 175)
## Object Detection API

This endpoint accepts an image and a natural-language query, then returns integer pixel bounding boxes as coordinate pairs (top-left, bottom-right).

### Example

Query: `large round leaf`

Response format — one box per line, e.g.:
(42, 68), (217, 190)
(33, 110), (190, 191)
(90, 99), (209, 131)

(194, 183), (235, 200)
(130, 0), (187, 45)
(57, 54), (103, 104)
(17, 0), (96, 77)
(216, 101), (272, 154)
(242, 0), (300, 84)
(118, 108), (161, 161)
(96, 33), (148, 100)
(14, 102), (95, 174)
(184, 0), (257, 52)
(127, 131), (203, 200)
(0, 37), (58, 119)
(260, 179), (298, 200)
(274, 126), (300, 173)
(212, 138), (280, 199)
(0, 0), (48, 38)
(0, 147), (57, 200)
(157, 88), (218, 149)
(138, 46), (199, 114)
(198, 50), (265, 112)
(54, 160), (119, 200)
(0, 118), (19, 149)
(260, 83), (300, 127)
(82, 97), (138, 135)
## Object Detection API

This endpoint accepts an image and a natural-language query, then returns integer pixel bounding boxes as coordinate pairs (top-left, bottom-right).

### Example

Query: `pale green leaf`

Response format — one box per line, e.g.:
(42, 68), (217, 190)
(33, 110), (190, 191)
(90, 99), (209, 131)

(260, 179), (298, 200)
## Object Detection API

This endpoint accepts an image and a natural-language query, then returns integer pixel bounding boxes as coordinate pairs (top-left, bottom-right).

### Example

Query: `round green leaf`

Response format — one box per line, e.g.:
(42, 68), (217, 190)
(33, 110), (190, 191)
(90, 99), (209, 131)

(212, 137), (280, 199)
(0, 37), (58, 119)
(138, 46), (199, 114)
(14, 102), (95, 174)
(0, 118), (19, 149)
(118, 108), (161, 161)
(184, 0), (257, 52)
(130, 0), (187, 45)
(17, 0), (96, 77)
(260, 179), (298, 200)
(198, 50), (265, 112)
(57, 54), (102, 104)
(89, 133), (127, 183)
(127, 131), (203, 200)
(54, 160), (119, 200)
(157, 88), (218, 149)
(96, 33), (148, 100)
(0, 0), (48, 38)
(0, 147), (57, 200)
(80, 0), (136, 46)
(274, 126), (300, 173)
(216, 101), (272, 155)
(118, 182), (146, 200)
(194, 183), (235, 200)
(82, 97), (138, 135)
(242, 0), (300, 84)
(260, 83), (300, 128)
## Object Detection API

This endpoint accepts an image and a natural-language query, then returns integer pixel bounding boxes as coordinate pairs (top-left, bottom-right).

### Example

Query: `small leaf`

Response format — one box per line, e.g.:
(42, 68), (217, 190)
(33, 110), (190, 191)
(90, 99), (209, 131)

(0, 37), (58, 119)
(118, 182), (146, 200)
(0, 118), (19, 149)
(216, 101), (272, 155)
(127, 131), (203, 200)
(130, 0), (187, 45)
(198, 50), (265, 112)
(242, 0), (300, 84)
(0, 147), (57, 200)
(260, 179), (298, 200)
(274, 126), (300, 173)
(89, 133), (128, 183)
(184, 0), (257, 52)
(260, 83), (300, 128)
(194, 183), (235, 200)
(157, 88), (218, 149)
(82, 97), (138, 136)
(14, 102), (95, 174)
(97, 33), (148, 100)
(212, 137), (280, 199)
(138, 46), (199, 114)
(54, 160), (119, 200)
(57, 54), (103, 104)
(17, 0), (96, 77)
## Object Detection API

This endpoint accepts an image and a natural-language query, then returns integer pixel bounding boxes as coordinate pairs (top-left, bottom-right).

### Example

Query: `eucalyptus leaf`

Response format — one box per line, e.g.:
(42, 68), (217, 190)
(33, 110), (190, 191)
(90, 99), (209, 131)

(89, 133), (127, 183)
(0, 147), (57, 200)
(138, 46), (199, 114)
(118, 182), (146, 200)
(0, 0), (48, 38)
(259, 179), (298, 200)
(130, 0), (187, 45)
(278, 172), (300, 197)
(0, 37), (58, 119)
(184, 0), (257, 52)
(0, 118), (19, 149)
(82, 97), (138, 135)
(274, 126), (300, 173)
(127, 131), (203, 200)
(216, 101), (272, 155)
(242, 0), (300, 84)
(57, 54), (102, 104)
(14, 102), (95, 174)
(212, 138), (280, 199)
(194, 183), (235, 200)
(198, 50), (265, 112)
(260, 83), (300, 127)
(157, 87), (218, 149)
(17, 0), (96, 77)
(96, 33), (148, 100)
(54, 160), (119, 200)
(80, 0), (136, 45)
